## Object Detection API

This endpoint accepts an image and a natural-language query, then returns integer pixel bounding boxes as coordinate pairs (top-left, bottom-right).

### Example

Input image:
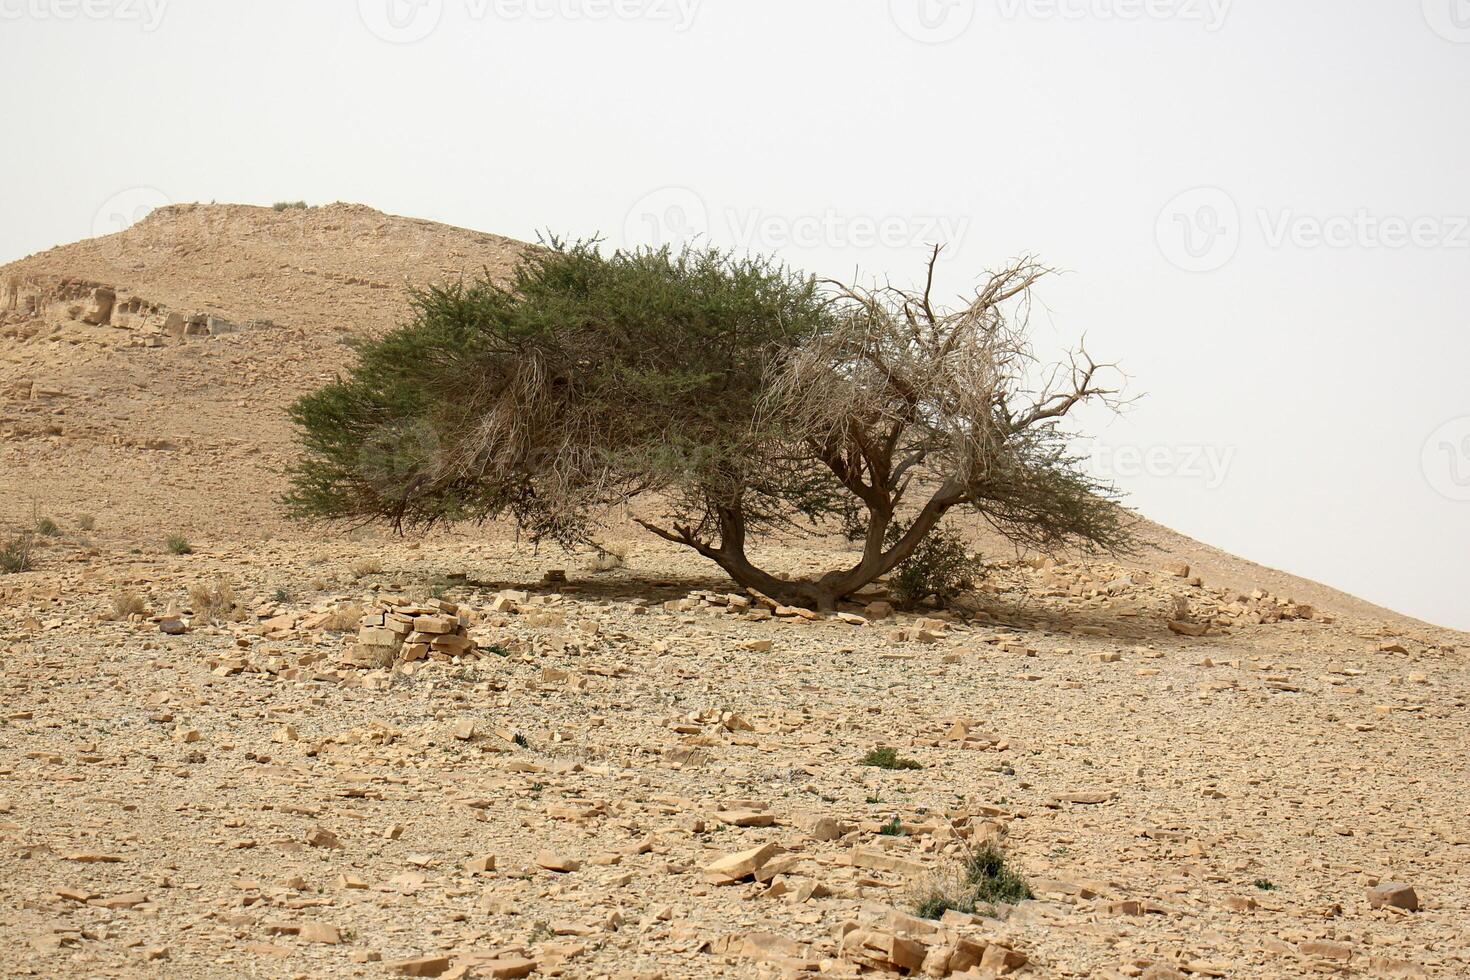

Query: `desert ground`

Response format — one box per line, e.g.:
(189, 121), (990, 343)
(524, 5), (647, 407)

(1, 204), (1465, 979)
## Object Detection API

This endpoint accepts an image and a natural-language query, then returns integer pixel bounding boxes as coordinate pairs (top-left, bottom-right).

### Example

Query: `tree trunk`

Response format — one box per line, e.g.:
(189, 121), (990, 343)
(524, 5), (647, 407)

(639, 483), (961, 613)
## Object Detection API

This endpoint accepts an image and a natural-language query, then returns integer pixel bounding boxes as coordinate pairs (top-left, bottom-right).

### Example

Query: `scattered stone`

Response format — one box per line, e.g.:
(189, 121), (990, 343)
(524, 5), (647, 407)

(1367, 881), (1419, 911)
(535, 850), (581, 873)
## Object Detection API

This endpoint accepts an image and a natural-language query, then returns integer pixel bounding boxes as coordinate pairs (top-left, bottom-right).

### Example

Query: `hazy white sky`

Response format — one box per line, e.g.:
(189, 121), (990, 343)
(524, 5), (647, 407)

(3, 0), (1467, 628)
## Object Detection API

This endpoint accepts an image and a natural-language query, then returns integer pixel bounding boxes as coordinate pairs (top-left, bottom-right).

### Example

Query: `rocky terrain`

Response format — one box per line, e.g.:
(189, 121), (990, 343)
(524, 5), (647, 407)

(1, 205), (1465, 979)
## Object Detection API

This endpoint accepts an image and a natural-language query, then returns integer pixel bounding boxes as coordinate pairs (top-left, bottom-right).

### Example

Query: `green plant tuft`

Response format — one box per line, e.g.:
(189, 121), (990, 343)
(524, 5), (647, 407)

(914, 841), (1032, 920)
(862, 747), (922, 771)
(1, 532), (36, 574)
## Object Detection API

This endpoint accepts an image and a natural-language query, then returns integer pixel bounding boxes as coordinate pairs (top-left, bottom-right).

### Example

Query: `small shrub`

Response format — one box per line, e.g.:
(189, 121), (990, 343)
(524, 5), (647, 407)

(888, 522), (980, 611)
(512, 733), (530, 749)
(189, 576), (243, 624)
(589, 544), (626, 573)
(1254, 878), (1276, 891)
(350, 558), (383, 580)
(166, 534), (193, 555)
(320, 603), (365, 632)
(1, 532), (36, 574)
(1169, 594), (1192, 622)
(111, 589), (148, 620)
(272, 200), (308, 211)
(879, 815), (907, 837)
(861, 747), (922, 771)
(76, 514), (96, 532)
(272, 587), (291, 604)
(35, 516), (60, 537)
(914, 841), (1032, 920)
(966, 842), (1033, 904)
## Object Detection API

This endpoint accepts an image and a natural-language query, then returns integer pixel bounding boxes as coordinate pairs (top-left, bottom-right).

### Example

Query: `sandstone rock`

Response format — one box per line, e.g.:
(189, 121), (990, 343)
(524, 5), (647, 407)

(705, 842), (779, 883)
(1366, 881), (1419, 911)
(305, 826), (339, 848)
(840, 928), (926, 974)
(1300, 940), (1353, 961)
(535, 850), (581, 873)
(81, 287), (115, 326)
(298, 922), (341, 944)
(387, 955), (453, 977)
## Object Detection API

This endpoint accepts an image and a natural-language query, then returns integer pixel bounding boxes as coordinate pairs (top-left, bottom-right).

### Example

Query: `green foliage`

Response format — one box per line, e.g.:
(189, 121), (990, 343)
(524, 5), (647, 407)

(861, 747), (922, 770)
(35, 516), (60, 537)
(915, 842), (1032, 920)
(966, 842), (1033, 904)
(1254, 878), (1276, 891)
(888, 521), (980, 610)
(286, 241), (1134, 608)
(285, 239), (827, 545)
(273, 200), (308, 211)
(879, 815), (907, 836)
(1, 532), (35, 574)
(166, 534), (193, 555)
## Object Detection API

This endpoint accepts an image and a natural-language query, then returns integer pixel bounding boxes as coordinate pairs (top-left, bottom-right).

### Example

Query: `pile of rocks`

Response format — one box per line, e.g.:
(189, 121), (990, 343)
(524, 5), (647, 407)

(1201, 588), (1322, 627)
(343, 597), (479, 668)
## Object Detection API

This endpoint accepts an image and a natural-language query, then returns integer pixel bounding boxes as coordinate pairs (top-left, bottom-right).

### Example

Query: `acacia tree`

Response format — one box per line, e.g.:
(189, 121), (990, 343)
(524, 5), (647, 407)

(287, 240), (1132, 610)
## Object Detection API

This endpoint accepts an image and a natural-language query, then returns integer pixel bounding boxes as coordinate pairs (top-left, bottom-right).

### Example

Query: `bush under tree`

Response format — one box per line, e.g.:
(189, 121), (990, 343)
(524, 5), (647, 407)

(287, 240), (1132, 610)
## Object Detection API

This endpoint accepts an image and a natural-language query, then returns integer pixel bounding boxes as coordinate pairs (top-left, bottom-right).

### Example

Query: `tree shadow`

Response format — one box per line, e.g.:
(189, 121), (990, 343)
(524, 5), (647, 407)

(456, 570), (736, 605)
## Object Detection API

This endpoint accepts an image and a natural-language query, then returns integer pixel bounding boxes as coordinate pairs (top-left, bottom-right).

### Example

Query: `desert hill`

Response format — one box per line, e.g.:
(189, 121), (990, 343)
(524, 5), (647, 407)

(0, 203), (1447, 634)
(0, 205), (1465, 978)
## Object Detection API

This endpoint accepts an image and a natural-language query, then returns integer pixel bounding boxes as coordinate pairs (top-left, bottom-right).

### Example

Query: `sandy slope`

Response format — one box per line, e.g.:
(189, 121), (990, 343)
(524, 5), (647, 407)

(0, 204), (1465, 979)
(0, 203), (1447, 634)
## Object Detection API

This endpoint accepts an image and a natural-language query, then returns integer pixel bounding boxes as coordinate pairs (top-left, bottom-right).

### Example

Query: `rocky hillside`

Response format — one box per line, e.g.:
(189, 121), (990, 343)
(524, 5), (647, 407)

(0, 204), (526, 542)
(0, 204), (1443, 632)
(0, 204), (1465, 978)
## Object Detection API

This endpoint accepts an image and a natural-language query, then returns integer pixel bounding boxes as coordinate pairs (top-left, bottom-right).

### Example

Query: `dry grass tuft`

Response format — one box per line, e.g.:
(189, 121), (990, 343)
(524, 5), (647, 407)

(349, 558), (383, 580)
(111, 589), (148, 620)
(588, 543), (627, 573)
(189, 576), (244, 624)
(320, 603), (365, 632)
(1, 531), (36, 574)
